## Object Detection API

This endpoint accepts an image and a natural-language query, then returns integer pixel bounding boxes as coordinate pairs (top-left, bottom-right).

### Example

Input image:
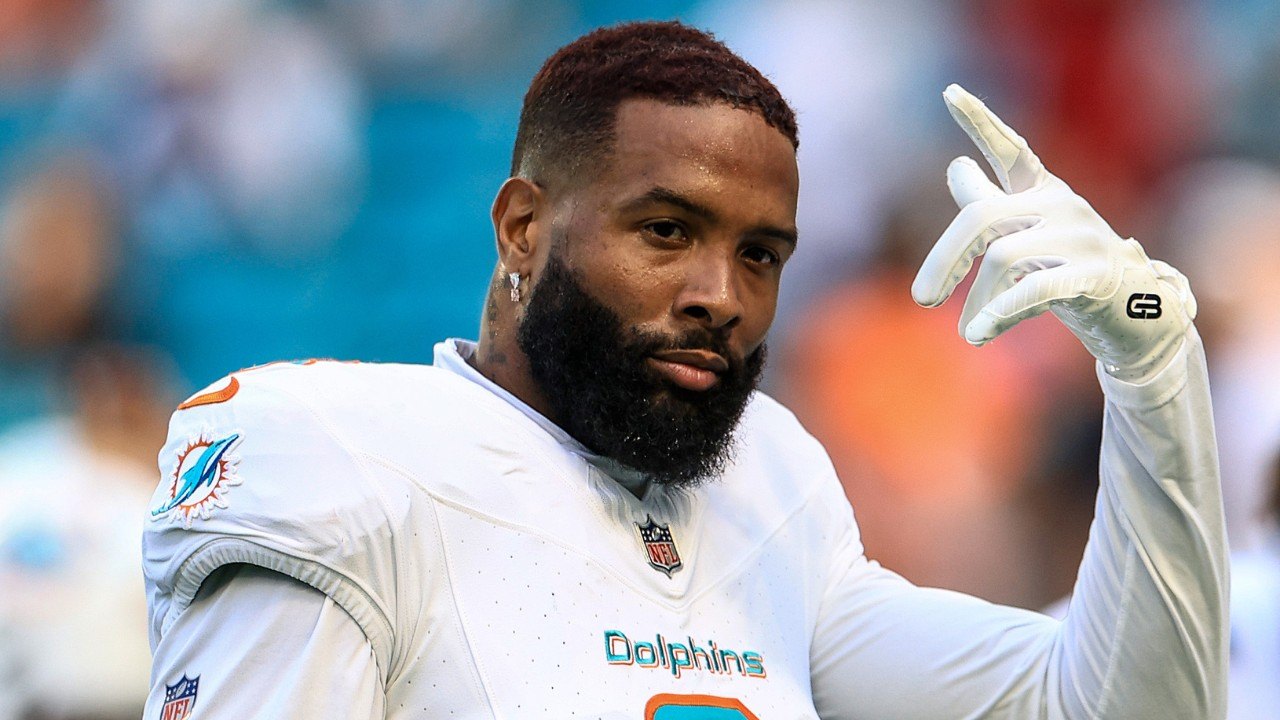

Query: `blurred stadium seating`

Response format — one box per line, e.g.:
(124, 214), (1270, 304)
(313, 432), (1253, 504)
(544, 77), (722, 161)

(0, 1), (1277, 717)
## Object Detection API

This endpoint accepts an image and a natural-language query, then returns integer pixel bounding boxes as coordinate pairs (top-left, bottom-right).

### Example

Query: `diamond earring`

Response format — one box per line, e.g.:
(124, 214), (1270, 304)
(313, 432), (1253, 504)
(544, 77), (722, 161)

(508, 272), (522, 302)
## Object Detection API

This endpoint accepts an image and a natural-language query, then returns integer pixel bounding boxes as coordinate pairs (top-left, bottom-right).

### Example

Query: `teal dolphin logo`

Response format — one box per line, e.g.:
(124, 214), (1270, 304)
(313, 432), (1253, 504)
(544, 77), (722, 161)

(152, 432), (242, 524)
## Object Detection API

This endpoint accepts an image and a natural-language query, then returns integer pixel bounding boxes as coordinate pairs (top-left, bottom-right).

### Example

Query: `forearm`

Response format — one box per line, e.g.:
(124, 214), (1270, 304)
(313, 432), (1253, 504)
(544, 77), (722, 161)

(1054, 326), (1228, 718)
(810, 328), (1226, 720)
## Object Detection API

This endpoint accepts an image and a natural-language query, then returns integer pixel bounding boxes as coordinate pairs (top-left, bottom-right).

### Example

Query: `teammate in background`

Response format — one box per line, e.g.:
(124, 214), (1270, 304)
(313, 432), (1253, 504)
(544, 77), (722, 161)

(1228, 452), (1280, 719)
(142, 22), (1226, 718)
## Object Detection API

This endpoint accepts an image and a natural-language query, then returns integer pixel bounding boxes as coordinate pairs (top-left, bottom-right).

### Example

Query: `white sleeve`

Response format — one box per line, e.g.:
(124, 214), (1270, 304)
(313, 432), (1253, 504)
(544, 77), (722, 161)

(810, 327), (1228, 719)
(145, 565), (384, 719)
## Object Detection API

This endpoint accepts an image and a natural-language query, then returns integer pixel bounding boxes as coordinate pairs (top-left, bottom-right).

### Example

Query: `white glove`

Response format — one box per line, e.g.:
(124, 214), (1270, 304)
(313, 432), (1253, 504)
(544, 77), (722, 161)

(911, 84), (1197, 384)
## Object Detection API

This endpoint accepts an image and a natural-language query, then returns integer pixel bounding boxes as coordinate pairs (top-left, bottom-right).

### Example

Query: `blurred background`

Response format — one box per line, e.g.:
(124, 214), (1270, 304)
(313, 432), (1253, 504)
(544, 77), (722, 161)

(0, 0), (1277, 717)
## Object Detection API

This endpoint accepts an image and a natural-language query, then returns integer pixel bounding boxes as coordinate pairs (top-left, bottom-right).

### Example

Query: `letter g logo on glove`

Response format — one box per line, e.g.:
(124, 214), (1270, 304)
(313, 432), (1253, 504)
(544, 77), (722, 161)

(1125, 294), (1163, 320)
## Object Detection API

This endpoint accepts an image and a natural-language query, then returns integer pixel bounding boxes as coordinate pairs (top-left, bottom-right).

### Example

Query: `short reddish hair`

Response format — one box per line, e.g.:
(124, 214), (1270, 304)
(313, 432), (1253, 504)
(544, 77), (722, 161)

(511, 21), (798, 182)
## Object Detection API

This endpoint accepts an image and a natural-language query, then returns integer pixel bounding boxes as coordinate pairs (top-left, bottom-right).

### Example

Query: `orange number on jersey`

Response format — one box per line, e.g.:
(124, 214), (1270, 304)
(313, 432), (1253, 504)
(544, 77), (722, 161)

(645, 694), (760, 720)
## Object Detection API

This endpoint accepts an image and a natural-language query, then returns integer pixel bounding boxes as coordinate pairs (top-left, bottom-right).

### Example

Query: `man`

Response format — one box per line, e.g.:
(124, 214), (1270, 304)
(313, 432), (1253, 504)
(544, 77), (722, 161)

(142, 22), (1226, 719)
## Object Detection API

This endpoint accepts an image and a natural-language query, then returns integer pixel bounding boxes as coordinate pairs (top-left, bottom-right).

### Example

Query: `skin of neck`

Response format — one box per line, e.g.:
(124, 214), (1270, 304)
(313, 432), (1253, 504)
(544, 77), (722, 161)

(472, 262), (557, 422)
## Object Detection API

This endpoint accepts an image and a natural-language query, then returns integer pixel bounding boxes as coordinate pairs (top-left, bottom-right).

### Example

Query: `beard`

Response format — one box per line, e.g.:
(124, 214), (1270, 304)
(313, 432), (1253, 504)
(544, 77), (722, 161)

(516, 253), (766, 488)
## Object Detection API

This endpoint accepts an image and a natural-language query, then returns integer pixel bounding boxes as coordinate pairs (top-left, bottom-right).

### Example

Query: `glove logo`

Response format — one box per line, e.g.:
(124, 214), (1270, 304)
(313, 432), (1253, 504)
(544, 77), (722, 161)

(1125, 293), (1162, 319)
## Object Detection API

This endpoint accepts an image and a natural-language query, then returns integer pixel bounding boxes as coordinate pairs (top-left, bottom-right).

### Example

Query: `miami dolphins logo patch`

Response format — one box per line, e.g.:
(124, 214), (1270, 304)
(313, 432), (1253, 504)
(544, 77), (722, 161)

(151, 432), (242, 527)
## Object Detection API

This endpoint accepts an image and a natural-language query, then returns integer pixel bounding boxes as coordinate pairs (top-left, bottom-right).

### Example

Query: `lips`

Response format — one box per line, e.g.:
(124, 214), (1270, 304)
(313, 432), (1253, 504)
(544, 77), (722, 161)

(648, 349), (729, 392)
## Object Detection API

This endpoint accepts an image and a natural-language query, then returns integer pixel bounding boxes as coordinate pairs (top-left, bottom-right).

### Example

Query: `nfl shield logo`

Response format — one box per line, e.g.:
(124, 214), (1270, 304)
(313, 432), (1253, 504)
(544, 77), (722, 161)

(635, 514), (683, 577)
(159, 675), (199, 720)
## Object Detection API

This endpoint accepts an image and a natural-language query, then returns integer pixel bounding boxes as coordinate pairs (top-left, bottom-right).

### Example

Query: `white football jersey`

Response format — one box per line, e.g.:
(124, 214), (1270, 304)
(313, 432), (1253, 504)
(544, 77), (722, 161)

(143, 334), (1227, 719)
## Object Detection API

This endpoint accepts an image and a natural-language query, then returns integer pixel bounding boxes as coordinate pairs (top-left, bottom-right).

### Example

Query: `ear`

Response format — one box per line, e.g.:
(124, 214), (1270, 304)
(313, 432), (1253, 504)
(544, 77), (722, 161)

(490, 177), (545, 274)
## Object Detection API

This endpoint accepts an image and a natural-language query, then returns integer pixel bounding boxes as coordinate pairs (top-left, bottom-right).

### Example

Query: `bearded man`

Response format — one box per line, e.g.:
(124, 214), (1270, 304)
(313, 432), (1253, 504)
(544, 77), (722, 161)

(143, 21), (1226, 719)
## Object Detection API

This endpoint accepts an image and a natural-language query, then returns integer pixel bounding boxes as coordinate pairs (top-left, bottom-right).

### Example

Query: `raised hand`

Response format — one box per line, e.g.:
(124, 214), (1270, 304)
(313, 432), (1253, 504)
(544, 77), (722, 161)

(911, 84), (1196, 383)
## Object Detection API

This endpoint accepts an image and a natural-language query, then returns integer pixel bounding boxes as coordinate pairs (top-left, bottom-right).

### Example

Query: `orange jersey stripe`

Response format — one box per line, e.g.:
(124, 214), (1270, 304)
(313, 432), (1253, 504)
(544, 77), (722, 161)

(177, 376), (240, 410)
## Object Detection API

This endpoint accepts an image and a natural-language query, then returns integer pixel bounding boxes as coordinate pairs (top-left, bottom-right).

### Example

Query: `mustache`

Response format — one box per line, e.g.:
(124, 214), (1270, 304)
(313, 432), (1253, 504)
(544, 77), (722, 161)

(630, 327), (749, 369)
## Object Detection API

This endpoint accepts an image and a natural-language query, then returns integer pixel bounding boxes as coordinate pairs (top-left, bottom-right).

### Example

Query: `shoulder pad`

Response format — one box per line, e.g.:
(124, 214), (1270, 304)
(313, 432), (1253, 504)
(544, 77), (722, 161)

(144, 363), (407, 677)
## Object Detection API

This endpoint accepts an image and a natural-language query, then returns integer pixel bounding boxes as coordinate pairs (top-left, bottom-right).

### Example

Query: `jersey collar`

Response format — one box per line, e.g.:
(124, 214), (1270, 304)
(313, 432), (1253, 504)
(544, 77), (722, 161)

(433, 339), (653, 496)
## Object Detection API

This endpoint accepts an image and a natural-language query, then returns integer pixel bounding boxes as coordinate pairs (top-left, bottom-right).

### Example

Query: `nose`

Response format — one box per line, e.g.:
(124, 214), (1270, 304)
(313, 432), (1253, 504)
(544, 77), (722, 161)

(674, 255), (743, 331)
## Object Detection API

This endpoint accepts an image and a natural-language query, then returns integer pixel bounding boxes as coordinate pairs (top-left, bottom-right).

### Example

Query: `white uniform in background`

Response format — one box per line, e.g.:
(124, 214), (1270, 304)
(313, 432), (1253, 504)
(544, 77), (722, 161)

(142, 330), (1224, 719)
(0, 418), (153, 718)
(1227, 539), (1280, 719)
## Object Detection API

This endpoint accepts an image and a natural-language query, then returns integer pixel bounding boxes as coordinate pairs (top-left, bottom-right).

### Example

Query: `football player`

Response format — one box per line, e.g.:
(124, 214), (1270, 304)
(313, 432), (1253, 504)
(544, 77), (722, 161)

(143, 21), (1226, 719)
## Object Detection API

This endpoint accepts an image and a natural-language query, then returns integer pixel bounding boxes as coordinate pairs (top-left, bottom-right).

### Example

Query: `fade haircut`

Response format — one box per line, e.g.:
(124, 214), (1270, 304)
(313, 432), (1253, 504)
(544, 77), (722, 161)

(511, 21), (798, 184)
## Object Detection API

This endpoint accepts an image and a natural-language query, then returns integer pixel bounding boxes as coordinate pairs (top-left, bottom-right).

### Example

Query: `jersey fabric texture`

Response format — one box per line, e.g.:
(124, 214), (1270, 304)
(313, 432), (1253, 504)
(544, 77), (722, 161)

(142, 333), (1226, 719)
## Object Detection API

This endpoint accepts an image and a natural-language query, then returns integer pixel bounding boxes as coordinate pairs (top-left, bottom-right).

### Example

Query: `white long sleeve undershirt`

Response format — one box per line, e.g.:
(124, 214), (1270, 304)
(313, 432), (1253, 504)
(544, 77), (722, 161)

(809, 328), (1226, 719)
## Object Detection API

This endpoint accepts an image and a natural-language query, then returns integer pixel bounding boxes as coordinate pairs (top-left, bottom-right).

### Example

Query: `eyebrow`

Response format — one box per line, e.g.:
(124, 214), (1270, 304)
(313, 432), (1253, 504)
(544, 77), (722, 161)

(624, 186), (718, 222)
(622, 186), (799, 247)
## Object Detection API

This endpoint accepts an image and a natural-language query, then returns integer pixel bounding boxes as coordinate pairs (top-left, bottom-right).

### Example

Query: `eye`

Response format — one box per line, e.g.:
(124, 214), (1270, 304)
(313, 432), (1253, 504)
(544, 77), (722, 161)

(742, 245), (781, 267)
(642, 220), (688, 244)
